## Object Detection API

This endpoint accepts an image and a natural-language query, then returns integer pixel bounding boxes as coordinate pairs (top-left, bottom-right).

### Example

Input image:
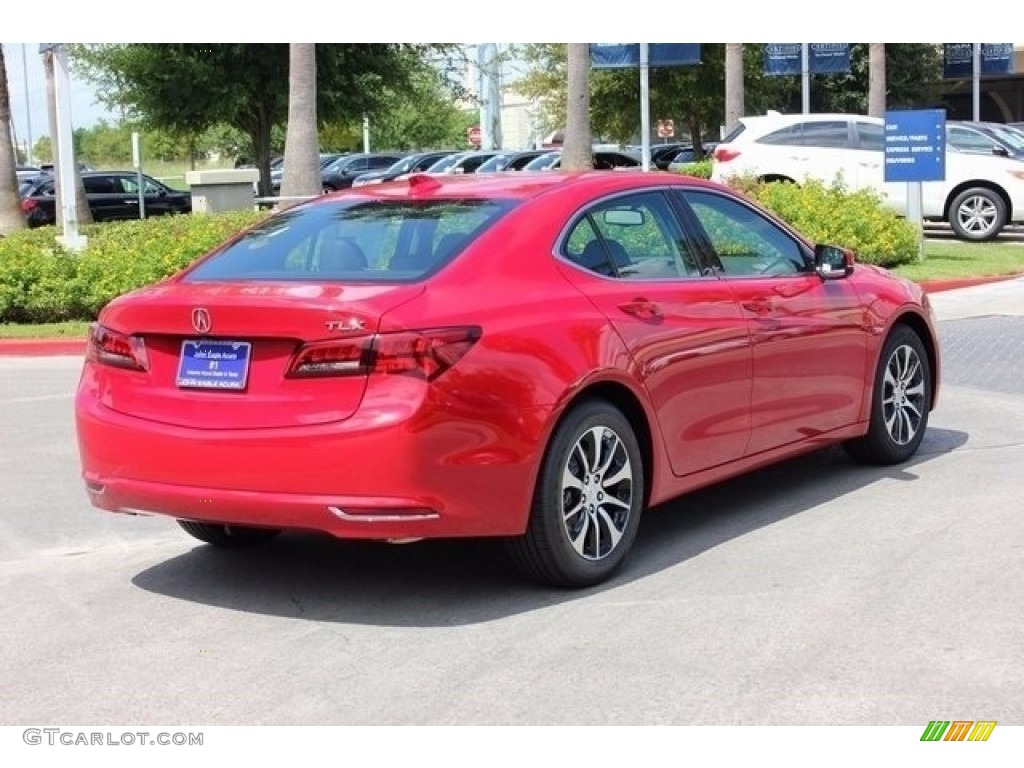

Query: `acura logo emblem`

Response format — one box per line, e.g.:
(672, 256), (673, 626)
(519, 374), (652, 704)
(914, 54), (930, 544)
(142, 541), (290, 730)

(192, 307), (212, 334)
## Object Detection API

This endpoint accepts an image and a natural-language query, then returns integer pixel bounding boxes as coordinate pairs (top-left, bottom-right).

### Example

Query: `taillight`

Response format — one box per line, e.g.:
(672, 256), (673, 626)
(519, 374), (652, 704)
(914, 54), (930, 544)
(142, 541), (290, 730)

(21, 198), (37, 212)
(287, 327), (481, 380)
(86, 323), (149, 371)
(713, 146), (741, 163)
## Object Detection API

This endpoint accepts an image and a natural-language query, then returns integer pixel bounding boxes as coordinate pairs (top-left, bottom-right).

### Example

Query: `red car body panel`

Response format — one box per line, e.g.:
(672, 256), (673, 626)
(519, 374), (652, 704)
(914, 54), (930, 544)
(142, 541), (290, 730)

(75, 172), (940, 541)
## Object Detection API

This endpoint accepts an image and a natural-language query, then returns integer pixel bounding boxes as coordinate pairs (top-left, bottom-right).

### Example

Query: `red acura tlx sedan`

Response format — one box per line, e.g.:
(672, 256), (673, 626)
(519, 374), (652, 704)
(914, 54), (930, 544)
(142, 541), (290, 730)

(75, 171), (939, 587)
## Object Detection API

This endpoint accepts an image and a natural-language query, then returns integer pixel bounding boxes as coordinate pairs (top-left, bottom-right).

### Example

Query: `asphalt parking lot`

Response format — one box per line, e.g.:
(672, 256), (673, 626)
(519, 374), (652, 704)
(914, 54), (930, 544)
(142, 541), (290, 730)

(0, 280), (1022, 726)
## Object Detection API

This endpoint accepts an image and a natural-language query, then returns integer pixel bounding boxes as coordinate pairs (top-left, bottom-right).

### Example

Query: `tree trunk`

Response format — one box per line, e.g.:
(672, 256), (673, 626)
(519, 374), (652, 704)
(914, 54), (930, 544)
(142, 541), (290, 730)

(562, 44), (592, 171)
(724, 44), (745, 141)
(43, 51), (92, 229)
(280, 43), (320, 203)
(868, 44), (886, 118)
(0, 47), (27, 234)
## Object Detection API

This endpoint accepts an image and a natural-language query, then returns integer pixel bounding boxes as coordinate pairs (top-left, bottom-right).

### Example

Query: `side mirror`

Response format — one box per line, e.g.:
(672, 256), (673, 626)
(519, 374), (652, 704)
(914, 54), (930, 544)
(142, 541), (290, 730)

(992, 145), (1009, 157)
(814, 244), (854, 280)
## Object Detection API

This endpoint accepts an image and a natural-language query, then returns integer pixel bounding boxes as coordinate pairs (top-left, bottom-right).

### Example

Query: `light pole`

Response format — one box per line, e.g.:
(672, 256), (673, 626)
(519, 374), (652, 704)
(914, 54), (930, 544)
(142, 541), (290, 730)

(40, 43), (86, 252)
(21, 43), (34, 165)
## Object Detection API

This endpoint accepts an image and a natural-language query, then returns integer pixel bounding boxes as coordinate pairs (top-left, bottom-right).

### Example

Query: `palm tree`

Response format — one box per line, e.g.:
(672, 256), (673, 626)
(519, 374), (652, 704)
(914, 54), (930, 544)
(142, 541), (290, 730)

(0, 46), (27, 234)
(562, 44), (592, 171)
(868, 44), (886, 117)
(43, 48), (92, 228)
(279, 43), (321, 203)
(724, 44), (745, 138)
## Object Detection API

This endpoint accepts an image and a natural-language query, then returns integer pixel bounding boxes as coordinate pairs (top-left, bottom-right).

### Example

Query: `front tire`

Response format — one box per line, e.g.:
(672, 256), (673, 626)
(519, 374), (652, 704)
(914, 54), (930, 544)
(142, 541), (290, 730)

(177, 520), (281, 548)
(507, 401), (644, 588)
(949, 187), (1006, 241)
(844, 325), (932, 465)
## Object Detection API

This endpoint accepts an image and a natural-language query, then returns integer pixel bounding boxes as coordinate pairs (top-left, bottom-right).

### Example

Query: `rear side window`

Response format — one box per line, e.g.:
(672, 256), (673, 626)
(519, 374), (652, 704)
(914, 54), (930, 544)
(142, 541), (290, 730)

(184, 198), (518, 282)
(855, 122), (884, 151)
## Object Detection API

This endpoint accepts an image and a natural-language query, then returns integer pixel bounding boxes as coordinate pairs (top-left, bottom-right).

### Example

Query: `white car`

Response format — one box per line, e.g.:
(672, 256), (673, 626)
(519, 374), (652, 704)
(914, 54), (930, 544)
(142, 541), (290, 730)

(710, 112), (1024, 241)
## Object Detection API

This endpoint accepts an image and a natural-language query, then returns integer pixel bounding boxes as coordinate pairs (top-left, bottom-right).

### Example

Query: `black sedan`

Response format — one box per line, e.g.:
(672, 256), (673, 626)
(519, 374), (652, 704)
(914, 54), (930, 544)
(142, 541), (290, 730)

(320, 153), (405, 191)
(20, 171), (192, 228)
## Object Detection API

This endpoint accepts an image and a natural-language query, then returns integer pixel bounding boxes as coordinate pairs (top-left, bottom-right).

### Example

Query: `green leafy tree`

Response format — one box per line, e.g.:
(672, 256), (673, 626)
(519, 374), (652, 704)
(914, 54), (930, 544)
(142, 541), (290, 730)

(73, 44), (429, 195)
(762, 44), (943, 114)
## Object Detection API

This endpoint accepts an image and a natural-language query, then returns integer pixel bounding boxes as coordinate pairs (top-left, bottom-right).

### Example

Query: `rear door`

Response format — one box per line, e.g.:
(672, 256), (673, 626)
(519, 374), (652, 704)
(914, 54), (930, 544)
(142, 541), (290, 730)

(83, 174), (133, 220)
(558, 190), (753, 477)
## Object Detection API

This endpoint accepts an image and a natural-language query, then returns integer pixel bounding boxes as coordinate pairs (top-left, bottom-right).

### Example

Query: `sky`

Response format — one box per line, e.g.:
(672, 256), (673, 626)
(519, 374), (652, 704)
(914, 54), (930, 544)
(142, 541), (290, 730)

(4, 43), (107, 154)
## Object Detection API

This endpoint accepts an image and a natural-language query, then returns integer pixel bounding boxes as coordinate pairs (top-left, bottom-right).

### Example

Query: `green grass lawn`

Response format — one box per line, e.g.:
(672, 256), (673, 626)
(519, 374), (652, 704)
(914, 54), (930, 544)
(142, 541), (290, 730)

(894, 241), (1024, 282)
(2, 240), (1022, 339)
(0, 321), (91, 339)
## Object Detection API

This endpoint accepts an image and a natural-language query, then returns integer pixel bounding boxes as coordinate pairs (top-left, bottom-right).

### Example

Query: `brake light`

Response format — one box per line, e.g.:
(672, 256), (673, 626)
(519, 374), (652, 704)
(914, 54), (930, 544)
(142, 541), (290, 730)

(713, 146), (741, 163)
(86, 323), (149, 371)
(286, 327), (481, 380)
(21, 198), (37, 212)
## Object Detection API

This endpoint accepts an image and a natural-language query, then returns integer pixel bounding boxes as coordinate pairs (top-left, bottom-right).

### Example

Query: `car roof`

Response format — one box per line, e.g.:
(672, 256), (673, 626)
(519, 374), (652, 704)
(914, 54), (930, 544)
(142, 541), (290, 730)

(347, 169), (722, 203)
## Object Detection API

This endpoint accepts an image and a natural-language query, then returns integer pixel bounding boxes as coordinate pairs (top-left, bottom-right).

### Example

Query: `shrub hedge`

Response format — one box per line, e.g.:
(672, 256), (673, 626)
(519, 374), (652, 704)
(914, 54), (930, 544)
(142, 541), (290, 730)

(722, 174), (919, 268)
(0, 175), (918, 324)
(0, 211), (267, 323)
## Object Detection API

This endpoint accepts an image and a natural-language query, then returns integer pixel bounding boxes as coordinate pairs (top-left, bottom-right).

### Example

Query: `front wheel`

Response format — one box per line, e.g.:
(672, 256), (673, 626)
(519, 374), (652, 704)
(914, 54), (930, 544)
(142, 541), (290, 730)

(844, 325), (932, 465)
(506, 401), (644, 588)
(177, 520), (281, 548)
(949, 187), (1006, 241)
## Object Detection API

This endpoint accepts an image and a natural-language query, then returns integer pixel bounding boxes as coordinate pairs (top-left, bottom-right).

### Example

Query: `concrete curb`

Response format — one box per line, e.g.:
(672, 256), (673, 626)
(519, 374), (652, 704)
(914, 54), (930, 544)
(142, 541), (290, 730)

(0, 338), (87, 356)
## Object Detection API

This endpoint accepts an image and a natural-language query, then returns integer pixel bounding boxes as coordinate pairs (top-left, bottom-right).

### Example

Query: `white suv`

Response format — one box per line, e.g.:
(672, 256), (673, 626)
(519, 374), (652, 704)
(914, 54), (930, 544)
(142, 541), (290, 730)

(710, 112), (1024, 241)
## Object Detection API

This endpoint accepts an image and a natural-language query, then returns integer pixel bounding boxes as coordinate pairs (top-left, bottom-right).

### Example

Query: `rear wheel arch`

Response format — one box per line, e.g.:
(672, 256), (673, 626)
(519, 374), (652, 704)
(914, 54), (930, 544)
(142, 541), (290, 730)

(545, 380), (657, 510)
(758, 174), (797, 184)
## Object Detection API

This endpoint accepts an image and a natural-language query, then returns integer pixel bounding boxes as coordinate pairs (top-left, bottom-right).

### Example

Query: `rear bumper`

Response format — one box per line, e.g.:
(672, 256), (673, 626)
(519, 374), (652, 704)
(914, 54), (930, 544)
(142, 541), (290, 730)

(76, 372), (551, 540)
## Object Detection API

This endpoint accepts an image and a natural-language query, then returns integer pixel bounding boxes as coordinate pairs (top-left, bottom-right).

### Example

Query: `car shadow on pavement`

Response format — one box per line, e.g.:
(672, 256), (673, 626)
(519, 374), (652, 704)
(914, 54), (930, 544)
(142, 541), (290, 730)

(131, 426), (968, 627)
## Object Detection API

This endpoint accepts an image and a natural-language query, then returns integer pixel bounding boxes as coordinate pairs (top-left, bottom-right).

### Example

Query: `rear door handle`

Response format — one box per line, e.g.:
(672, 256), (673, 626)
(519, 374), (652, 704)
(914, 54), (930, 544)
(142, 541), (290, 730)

(618, 299), (662, 320)
(742, 297), (774, 315)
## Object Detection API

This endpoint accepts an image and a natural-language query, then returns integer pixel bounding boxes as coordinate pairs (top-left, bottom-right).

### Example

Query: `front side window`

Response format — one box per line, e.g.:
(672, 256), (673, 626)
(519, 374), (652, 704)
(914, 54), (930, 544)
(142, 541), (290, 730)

(947, 126), (1000, 154)
(681, 191), (808, 277)
(184, 198), (518, 282)
(562, 192), (700, 279)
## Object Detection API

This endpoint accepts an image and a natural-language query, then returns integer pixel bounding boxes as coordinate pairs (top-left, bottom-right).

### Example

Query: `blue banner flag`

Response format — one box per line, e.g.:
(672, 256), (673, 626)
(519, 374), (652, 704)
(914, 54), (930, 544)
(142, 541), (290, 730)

(943, 43), (1014, 78)
(809, 44), (851, 74)
(590, 44), (700, 69)
(764, 43), (851, 76)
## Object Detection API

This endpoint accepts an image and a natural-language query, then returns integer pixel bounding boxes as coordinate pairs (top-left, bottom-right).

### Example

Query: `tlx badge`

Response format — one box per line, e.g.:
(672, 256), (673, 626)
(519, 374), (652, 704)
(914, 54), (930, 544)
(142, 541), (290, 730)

(325, 318), (366, 333)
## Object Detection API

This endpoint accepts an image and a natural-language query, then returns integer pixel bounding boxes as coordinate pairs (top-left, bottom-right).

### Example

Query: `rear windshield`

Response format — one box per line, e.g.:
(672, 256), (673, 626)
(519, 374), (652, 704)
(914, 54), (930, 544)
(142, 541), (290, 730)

(184, 197), (518, 282)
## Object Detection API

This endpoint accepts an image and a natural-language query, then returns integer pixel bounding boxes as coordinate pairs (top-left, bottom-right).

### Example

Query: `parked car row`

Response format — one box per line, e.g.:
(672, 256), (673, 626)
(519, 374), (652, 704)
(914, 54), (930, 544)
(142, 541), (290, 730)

(710, 112), (1024, 241)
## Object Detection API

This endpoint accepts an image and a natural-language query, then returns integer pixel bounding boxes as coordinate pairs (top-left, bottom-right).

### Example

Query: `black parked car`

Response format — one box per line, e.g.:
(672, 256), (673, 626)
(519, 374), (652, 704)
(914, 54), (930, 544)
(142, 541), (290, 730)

(20, 171), (192, 228)
(320, 152), (405, 191)
(474, 149), (552, 173)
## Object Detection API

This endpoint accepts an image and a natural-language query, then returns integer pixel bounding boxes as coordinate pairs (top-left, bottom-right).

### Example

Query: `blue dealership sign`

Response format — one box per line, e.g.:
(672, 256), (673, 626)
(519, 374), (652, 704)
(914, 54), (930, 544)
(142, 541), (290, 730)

(943, 43), (1014, 78)
(590, 44), (700, 69)
(764, 43), (851, 76)
(883, 110), (946, 183)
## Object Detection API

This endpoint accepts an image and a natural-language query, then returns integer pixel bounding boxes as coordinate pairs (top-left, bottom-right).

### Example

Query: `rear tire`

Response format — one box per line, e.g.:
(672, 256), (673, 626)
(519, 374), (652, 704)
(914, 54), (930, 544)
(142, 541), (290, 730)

(507, 401), (644, 588)
(844, 325), (931, 466)
(177, 520), (281, 548)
